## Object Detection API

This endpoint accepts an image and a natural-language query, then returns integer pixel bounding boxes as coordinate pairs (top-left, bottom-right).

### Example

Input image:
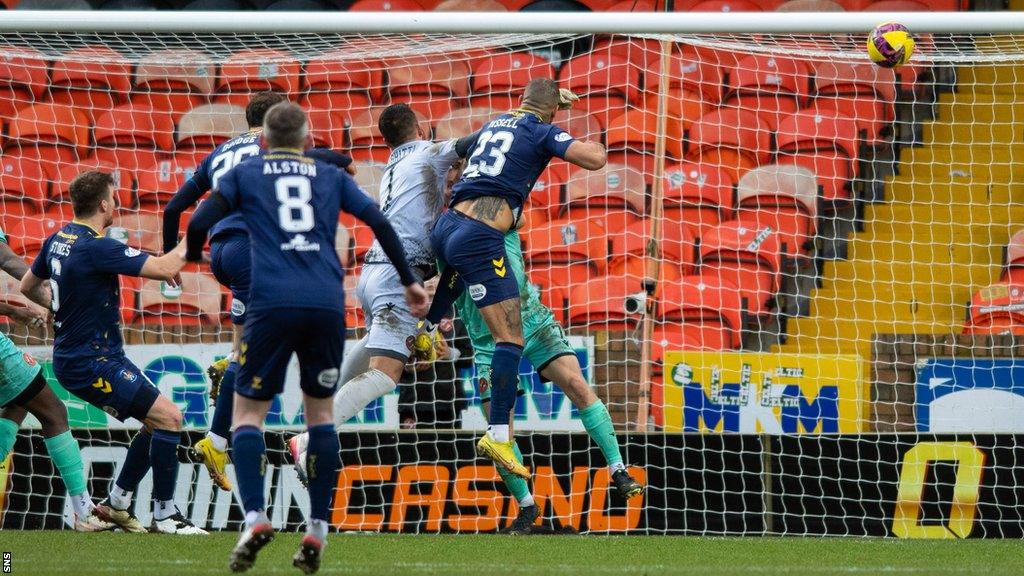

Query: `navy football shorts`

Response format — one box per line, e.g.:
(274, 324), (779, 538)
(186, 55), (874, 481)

(236, 308), (346, 401)
(210, 232), (252, 325)
(55, 356), (161, 423)
(430, 210), (519, 308)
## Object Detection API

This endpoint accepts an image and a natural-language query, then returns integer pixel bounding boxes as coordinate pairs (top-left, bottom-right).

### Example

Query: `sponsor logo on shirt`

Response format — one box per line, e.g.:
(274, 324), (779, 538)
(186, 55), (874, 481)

(280, 234), (321, 252)
(124, 247), (141, 258)
(555, 132), (572, 142)
(231, 299), (246, 317)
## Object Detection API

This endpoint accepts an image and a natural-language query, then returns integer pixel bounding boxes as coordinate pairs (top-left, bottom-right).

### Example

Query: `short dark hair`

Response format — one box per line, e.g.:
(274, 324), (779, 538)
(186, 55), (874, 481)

(263, 101), (309, 150)
(245, 91), (288, 128)
(70, 170), (114, 218)
(522, 77), (560, 118)
(378, 104), (419, 148)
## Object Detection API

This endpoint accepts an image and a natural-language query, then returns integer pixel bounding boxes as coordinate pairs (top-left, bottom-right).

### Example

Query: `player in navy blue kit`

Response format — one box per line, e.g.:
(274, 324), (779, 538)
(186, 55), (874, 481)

(20, 171), (207, 535)
(186, 103), (427, 574)
(424, 78), (606, 478)
(162, 91), (356, 492)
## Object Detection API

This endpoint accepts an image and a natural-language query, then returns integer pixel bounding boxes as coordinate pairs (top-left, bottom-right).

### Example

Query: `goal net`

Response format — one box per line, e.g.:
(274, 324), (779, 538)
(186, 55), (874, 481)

(1, 12), (1023, 537)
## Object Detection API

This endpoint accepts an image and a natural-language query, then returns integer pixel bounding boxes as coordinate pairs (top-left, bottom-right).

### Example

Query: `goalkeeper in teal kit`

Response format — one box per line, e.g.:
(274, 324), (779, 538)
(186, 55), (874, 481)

(450, 229), (644, 533)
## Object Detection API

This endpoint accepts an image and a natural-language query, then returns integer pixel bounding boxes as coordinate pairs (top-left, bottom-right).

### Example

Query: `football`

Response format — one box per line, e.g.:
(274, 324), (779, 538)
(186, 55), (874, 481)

(867, 22), (915, 68)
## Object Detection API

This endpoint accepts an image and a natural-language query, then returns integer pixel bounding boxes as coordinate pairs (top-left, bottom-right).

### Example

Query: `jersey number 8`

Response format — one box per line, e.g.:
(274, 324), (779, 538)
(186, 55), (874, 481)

(275, 176), (315, 233)
(463, 130), (515, 178)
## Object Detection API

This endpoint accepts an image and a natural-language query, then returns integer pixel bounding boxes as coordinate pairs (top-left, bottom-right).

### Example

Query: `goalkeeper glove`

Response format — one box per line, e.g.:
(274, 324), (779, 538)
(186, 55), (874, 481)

(557, 88), (579, 110)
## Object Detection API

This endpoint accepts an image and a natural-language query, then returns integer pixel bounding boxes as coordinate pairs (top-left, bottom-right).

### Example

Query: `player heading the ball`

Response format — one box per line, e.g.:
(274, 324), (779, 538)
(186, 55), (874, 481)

(185, 102), (427, 574)
(423, 78), (606, 478)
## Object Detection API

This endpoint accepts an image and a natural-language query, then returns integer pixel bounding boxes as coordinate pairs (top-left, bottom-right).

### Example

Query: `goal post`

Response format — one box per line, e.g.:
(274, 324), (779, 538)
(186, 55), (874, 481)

(1, 11), (1024, 537)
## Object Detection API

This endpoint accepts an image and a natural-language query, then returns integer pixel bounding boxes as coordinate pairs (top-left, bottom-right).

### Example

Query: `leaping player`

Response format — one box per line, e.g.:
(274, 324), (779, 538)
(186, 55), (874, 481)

(186, 102), (427, 573)
(423, 77), (606, 478)
(163, 91), (355, 491)
(287, 103), (476, 466)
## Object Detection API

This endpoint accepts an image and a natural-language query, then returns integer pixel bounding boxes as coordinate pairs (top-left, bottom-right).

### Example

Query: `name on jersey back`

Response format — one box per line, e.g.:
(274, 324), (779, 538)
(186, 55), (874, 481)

(263, 160), (317, 177)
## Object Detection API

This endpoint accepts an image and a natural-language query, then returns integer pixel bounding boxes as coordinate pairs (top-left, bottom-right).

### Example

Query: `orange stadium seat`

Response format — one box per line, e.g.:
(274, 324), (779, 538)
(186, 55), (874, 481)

(92, 105), (176, 172)
(724, 55), (812, 131)
(563, 163), (647, 232)
(52, 160), (134, 208)
(0, 46), (48, 121)
(136, 152), (206, 208)
(523, 217), (612, 283)
(6, 103), (90, 166)
(1, 155), (48, 213)
(650, 321), (714, 366)
(351, 161), (384, 201)
(348, 107), (428, 163)
(470, 52), (554, 111)
(686, 108), (771, 184)
(6, 206), (67, 259)
(734, 164), (817, 257)
(303, 50), (384, 113)
(812, 61), (896, 145)
(605, 109), (684, 181)
(525, 268), (568, 324)
(659, 275), (743, 350)
(775, 110), (859, 205)
(591, 36), (662, 71)
(1003, 229), (1024, 284)
(343, 273), (364, 329)
(609, 218), (697, 283)
(644, 53), (722, 120)
(699, 220), (782, 315)
(963, 283), (1024, 335)
(433, 107), (496, 141)
(558, 53), (640, 128)
(307, 109), (348, 150)
(527, 168), (565, 215)
(48, 46), (132, 123)
(132, 49), (216, 121)
(175, 103), (248, 152)
(566, 276), (644, 331)
(137, 271), (223, 326)
(388, 57), (471, 122)
(434, 0), (507, 11)
(662, 162), (734, 236)
(215, 49), (302, 106)
(111, 211), (164, 254)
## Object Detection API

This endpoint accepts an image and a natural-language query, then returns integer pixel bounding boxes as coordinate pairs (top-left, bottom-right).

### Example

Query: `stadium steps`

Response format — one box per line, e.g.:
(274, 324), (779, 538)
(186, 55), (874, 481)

(776, 72), (1019, 357)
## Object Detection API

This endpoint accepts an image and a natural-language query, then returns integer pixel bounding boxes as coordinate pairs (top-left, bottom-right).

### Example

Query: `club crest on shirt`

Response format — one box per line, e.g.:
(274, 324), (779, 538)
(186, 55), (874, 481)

(124, 247), (141, 258)
(231, 299), (246, 317)
(120, 369), (137, 382)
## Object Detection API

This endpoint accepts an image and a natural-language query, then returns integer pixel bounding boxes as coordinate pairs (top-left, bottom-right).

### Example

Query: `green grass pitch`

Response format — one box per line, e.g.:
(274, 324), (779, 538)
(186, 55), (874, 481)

(2, 531), (1020, 575)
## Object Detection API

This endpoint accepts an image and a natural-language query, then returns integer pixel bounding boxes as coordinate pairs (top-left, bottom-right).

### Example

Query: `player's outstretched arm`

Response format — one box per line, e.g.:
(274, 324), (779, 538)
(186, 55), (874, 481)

(139, 242), (188, 282)
(184, 192), (232, 263)
(0, 238), (30, 282)
(563, 140), (607, 171)
(161, 176), (210, 255)
(19, 270), (51, 312)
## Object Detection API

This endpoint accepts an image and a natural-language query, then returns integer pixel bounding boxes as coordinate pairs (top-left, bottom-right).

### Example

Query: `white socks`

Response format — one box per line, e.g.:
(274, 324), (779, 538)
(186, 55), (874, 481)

(333, 369), (397, 426)
(308, 518), (329, 544)
(519, 494), (535, 508)
(207, 432), (228, 452)
(488, 425), (510, 443)
(109, 486), (132, 511)
(610, 462), (626, 474)
(153, 499), (176, 521)
(70, 492), (93, 517)
(245, 510), (269, 529)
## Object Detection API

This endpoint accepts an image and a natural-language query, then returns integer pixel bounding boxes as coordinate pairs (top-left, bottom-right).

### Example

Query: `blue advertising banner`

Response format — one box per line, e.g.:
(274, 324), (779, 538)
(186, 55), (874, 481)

(916, 358), (1024, 432)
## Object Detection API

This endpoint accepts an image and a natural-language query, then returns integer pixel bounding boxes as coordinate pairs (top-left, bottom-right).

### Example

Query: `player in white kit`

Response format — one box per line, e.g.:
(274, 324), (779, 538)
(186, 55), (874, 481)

(289, 104), (475, 468)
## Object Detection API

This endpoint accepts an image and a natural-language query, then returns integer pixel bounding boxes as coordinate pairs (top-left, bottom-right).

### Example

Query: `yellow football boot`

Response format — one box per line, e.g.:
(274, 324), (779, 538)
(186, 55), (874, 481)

(476, 433), (530, 480)
(193, 437), (232, 491)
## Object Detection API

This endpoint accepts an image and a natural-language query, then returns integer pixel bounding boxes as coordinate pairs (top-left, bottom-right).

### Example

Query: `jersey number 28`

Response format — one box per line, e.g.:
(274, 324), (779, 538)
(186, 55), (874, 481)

(463, 130), (515, 178)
